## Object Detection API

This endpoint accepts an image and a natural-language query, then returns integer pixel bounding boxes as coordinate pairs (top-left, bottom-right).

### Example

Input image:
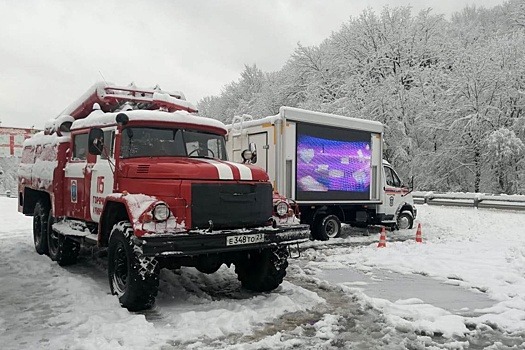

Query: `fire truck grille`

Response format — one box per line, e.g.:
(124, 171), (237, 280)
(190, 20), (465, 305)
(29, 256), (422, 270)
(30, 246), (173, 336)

(191, 183), (273, 230)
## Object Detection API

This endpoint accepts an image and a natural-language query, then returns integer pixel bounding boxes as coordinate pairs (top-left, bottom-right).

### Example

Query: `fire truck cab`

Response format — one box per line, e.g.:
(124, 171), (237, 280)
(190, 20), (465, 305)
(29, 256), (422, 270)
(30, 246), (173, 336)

(18, 83), (309, 311)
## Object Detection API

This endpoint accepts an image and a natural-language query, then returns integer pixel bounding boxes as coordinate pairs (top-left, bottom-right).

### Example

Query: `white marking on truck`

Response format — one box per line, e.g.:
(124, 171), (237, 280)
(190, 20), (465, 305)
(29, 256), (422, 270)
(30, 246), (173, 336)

(226, 162), (253, 180)
(197, 159), (234, 180)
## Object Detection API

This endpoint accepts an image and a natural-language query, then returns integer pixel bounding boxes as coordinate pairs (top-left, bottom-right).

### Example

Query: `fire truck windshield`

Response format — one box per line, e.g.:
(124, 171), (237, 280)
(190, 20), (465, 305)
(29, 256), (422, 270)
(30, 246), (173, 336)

(120, 127), (227, 160)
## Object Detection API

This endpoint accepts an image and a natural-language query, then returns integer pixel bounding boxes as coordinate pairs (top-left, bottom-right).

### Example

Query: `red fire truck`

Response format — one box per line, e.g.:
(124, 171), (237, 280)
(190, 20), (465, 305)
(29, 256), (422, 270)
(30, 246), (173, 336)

(18, 82), (309, 311)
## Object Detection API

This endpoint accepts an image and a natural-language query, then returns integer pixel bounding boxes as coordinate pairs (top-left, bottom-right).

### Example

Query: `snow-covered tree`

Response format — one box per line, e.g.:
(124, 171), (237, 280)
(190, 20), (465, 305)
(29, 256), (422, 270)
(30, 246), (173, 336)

(197, 1), (525, 194)
(486, 128), (524, 193)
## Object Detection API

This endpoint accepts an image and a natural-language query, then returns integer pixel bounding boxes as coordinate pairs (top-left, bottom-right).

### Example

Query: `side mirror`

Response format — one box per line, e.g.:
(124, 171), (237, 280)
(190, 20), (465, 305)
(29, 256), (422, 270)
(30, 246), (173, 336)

(241, 149), (253, 164)
(402, 176), (414, 197)
(88, 128), (104, 155)
(248, 142), (257, 164)
(241, 142), (257, 164)
(56, 121), (72, 136)
(116, 113), (129, 126)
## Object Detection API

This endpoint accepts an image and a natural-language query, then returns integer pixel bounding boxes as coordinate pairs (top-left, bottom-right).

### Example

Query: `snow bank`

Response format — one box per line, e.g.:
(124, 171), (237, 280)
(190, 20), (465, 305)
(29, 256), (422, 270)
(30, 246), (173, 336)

(310, 205), (525, 337)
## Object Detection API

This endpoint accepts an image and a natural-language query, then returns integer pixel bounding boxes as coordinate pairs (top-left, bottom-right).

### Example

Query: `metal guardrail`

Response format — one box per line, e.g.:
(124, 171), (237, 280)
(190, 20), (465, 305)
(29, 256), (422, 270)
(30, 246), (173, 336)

(412, 191), (525, 211)
(3, 188), (523, 210)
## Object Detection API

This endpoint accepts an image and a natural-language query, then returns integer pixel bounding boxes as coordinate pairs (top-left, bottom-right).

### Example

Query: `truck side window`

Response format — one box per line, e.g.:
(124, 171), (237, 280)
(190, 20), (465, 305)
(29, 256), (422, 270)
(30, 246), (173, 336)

(385, 167), (393, 186)
(392, 169), (401, 187)
(385, 167), (401, 187)
(101, 130), (114, 160)
(73, 133), (88, 160)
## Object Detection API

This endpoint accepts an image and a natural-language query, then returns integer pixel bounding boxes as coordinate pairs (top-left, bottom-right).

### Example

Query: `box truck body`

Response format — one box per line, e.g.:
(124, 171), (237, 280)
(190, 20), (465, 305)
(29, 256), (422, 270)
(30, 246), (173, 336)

(227, 106), (417, 240)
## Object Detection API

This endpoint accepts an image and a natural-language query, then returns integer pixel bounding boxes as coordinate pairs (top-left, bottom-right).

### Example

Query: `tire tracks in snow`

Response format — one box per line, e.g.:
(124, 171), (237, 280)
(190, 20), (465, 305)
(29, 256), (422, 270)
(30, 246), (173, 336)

(2, 220), (524, 349)
(288, 242), (525, 349)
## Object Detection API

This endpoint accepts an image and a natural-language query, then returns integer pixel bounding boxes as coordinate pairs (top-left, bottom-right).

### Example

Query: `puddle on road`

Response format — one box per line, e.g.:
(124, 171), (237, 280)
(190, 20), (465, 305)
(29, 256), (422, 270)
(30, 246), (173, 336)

(320, 268), (495, 316)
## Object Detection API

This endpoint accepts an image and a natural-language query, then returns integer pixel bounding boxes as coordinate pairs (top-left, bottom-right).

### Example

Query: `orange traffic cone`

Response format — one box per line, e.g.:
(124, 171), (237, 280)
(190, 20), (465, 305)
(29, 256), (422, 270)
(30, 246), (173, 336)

(377, 226), (387, 248)
(415, 223), (423, 243)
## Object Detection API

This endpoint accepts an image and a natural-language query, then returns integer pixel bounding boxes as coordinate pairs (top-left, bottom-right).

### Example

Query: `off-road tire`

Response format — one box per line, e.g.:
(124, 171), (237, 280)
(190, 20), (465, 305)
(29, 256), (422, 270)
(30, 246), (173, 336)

(48, 215), (80, 266)
(397, 211), (414, 230)
(312, 214), (342, 241)
(235, 246), (289, 292)
(108, 221), (160, 311)
(33, 201), (49, 255)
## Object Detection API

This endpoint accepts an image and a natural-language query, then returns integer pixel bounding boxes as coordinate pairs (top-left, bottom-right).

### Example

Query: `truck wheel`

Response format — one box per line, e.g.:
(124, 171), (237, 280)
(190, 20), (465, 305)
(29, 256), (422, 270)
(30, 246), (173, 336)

(108, 222), (160, 311)
(313, 214), (341, 241)
(235, 246), (288, 292)
(397, 211), (414, 230)
(33, 201), (49, 255)
(48, 216), (80, 266)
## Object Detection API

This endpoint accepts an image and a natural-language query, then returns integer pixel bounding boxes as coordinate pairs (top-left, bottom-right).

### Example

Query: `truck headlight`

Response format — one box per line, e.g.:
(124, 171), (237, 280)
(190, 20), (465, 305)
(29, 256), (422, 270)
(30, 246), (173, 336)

(152, 204), (170, 222)
(275, 201), (289, 217)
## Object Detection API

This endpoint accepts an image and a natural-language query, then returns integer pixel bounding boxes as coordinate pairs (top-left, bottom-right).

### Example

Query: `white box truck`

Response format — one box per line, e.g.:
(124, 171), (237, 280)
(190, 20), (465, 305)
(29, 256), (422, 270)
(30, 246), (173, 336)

(226, 106), (417, 240)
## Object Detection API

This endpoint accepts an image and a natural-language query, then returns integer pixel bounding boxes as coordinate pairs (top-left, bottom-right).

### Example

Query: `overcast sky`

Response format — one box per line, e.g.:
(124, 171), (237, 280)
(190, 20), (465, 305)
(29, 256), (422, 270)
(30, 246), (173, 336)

(0, 0), (508, 128)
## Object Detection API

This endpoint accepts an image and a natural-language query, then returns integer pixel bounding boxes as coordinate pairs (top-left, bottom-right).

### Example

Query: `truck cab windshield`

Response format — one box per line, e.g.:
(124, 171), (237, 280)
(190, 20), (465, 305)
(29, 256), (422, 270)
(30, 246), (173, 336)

(120, 127), (227, 160)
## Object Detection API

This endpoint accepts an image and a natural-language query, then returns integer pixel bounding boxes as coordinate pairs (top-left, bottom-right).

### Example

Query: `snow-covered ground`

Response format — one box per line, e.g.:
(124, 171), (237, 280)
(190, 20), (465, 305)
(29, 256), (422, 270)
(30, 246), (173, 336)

(302, 207), (525, 348)
(1, 196), (525, 349)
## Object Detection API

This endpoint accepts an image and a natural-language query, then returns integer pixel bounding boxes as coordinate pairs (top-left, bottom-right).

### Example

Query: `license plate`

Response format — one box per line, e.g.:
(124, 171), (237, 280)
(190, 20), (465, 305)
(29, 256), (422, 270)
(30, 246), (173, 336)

(226, 233), (264, 246)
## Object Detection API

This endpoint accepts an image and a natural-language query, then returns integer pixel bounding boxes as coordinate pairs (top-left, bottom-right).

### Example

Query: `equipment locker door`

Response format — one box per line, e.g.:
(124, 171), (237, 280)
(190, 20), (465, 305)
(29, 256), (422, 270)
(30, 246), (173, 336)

(64, 132), (89, 219)
(248, 132), (268, 172)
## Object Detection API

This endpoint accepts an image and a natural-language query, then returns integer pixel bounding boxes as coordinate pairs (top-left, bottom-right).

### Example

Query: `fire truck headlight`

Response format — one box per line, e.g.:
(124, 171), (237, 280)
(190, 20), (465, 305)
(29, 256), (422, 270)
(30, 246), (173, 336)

(152, 204), (170, 222)
(275, 201), (289, 218)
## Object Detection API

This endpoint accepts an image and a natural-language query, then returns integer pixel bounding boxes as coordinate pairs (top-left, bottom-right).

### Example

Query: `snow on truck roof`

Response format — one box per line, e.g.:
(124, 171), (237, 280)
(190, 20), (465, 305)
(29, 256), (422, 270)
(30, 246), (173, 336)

(23, 131), (70, 147)
(230, 106), (384, 134)
(70, 109), (228, 133)
(23, 110), (227, 148)
(58, 82), (196, 119)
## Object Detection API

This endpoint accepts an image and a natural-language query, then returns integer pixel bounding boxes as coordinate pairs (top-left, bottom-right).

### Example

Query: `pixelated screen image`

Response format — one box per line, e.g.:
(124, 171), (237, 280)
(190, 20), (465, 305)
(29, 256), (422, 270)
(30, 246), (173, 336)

(296, 123), (372, 201)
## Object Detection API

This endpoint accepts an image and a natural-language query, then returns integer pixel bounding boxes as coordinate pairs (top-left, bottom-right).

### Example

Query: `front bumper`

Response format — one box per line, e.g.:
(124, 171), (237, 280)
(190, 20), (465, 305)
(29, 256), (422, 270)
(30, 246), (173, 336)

(135, 224), (311, 257)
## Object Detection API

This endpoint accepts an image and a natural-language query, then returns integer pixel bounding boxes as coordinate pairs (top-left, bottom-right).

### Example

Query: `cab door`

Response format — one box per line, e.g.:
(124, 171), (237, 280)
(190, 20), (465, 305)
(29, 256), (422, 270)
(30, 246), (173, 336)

(378, 165), (406, 220)
(89, 129), (115, 223)
(64, 132), (89, 219)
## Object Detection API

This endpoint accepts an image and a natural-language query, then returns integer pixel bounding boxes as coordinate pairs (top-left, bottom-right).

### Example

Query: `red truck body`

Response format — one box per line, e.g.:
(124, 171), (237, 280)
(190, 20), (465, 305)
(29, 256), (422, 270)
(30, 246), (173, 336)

(18, 82), (309, 310)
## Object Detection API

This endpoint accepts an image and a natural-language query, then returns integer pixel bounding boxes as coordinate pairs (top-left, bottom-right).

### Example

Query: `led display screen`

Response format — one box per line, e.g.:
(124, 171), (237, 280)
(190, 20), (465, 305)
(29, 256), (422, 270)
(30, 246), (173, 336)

(296, 122), (372, 201)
